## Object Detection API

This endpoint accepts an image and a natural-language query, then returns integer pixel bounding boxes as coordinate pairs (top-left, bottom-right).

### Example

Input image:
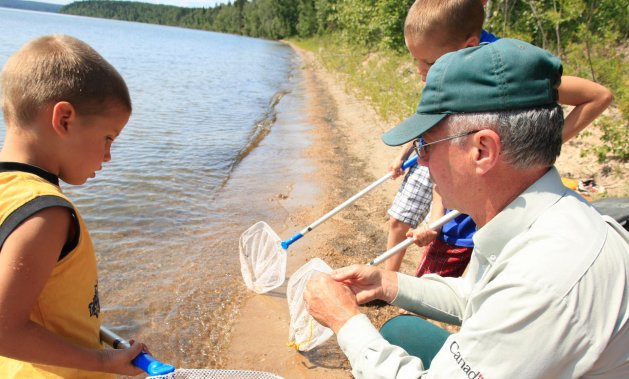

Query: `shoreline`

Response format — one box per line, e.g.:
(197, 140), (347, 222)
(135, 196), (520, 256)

(222, 43), (417, 377)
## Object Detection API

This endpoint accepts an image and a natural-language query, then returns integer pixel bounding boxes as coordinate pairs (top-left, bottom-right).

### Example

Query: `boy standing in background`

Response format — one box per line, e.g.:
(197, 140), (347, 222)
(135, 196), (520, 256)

(0, 35), (145, 377)
(389, 0), (613, 278)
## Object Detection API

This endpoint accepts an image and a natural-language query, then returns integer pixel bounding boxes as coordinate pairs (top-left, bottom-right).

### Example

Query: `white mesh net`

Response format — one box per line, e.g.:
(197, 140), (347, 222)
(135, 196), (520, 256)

(148, 369), (283, 379)
(286, 258), (334, 351)
(239, 222), (287, 294)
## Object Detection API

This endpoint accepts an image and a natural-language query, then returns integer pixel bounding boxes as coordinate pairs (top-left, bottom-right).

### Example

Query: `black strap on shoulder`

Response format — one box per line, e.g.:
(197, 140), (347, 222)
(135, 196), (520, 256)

(0, 162), (59, 185)
(0, 195), (80, 261)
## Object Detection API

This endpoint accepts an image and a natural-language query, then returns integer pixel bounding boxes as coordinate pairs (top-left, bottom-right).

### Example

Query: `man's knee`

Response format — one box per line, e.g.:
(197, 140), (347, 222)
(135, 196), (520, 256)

(380, 315), (450, 369)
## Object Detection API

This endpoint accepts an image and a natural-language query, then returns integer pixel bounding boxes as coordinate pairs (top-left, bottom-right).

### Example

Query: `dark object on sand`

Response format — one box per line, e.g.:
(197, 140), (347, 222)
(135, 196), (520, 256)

(592, 197), (629, 231)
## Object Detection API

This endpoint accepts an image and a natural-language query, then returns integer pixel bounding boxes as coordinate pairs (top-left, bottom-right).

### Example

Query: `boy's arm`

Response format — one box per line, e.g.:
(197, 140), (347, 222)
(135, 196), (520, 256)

(558, 76), (613, 142)
(0, 207), (143, 376)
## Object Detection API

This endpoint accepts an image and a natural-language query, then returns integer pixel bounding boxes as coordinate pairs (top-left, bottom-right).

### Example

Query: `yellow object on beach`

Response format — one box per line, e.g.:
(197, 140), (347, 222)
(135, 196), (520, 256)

(561, 177), (592, 202)
(561, 177), (579, 190)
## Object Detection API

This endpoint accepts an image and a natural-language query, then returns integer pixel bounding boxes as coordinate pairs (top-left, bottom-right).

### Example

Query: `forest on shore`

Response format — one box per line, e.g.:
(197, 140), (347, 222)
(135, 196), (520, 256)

(0, 0), (62, 12)
(61, 0), (627, 164)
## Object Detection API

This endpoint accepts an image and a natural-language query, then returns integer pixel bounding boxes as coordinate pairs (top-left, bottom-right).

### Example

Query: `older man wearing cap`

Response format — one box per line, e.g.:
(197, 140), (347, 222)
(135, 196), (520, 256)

(303, 38), (629, 379)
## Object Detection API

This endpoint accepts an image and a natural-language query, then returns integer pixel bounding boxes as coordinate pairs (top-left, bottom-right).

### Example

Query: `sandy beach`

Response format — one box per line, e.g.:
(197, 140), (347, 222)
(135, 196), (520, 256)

(223, 43), (627, 378)
(224, 43), (410, 378)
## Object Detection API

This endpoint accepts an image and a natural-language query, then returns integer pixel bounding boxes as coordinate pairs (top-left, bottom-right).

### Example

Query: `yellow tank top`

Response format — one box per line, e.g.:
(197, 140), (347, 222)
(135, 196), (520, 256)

(0, 164), (114, 378)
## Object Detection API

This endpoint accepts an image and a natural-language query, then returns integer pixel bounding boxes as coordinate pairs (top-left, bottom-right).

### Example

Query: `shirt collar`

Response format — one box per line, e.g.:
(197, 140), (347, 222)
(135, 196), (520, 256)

(473, 167), (567, 259)
(0, 162), (60, 186)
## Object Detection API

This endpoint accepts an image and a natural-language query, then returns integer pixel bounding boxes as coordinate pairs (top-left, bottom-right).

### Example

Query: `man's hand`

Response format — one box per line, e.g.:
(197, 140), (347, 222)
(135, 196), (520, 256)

(331, 265), (398, 304)
(304, 273), (361, 334)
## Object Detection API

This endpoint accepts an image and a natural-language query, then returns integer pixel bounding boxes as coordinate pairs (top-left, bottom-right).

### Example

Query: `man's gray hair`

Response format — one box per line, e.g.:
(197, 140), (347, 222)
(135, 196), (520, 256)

(444, 104), (564, 168)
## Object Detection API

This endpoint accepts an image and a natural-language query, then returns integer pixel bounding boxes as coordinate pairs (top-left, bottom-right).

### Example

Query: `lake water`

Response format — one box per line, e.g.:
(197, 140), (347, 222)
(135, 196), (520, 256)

(0, 7), (318, 369)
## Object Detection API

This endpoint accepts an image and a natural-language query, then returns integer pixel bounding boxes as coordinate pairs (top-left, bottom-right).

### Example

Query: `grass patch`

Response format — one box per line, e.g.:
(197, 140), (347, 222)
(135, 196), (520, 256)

(291, 35), (423, 124)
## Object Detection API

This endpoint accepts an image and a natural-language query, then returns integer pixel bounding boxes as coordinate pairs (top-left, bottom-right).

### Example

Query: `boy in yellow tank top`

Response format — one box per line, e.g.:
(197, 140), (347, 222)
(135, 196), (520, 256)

(0, 35), (147, 377)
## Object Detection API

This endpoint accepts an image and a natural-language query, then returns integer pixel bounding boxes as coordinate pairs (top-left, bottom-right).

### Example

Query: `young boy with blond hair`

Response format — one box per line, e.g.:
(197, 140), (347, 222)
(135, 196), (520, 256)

(0, 35), (146, 378)
(388, 0), (613, 278)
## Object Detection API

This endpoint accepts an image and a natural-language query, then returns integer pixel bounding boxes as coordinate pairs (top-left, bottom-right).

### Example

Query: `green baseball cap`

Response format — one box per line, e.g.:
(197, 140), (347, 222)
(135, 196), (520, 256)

(382, 38), (562, 146)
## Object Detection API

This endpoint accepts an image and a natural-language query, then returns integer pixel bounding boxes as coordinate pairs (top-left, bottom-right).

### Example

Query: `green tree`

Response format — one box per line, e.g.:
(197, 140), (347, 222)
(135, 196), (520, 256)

(375, 0), (415, 51)
(296, 0), (317, 38)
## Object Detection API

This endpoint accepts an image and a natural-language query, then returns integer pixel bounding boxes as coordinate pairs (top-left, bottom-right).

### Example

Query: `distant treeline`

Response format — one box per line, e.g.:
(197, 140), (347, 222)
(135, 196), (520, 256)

(0, 0), (63, 12)
(61, 1), (627, 53)
(59, 1), (414, 50)
(60, 0), (628, 83)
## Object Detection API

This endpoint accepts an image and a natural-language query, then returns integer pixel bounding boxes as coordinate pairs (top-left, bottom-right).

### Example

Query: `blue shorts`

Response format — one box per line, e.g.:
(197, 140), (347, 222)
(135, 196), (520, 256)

(388, 164), (432, 227)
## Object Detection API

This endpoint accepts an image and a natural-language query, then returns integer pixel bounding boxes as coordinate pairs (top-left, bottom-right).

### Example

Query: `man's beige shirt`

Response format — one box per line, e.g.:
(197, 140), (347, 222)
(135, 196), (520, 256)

(338, 167), (629, 378)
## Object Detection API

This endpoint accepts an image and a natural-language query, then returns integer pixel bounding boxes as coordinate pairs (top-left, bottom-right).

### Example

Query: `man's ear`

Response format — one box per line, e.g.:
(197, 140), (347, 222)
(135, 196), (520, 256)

(51, 101), (75, 136)
(472, 129), (501, 175)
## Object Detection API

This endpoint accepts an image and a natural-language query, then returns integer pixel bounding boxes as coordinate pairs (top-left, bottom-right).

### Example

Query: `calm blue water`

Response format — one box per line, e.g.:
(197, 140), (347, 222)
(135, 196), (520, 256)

(0, 7), (318, 368)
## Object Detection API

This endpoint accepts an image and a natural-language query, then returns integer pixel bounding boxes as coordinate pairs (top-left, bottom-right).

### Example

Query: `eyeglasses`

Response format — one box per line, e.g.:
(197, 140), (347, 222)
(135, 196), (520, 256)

(413, 130), (480, 161)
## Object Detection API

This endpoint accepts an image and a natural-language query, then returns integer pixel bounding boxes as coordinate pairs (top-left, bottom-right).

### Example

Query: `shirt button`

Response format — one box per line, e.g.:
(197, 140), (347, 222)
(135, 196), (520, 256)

(489, 255), (497, 261)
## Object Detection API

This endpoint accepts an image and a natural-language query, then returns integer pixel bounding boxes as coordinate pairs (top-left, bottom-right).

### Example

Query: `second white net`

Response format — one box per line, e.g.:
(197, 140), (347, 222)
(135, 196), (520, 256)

(286, 258), (334, 351)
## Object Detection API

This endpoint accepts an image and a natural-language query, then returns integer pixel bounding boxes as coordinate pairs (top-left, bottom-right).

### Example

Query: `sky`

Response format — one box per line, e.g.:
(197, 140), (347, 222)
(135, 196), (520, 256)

(42, 0), (227, 8)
